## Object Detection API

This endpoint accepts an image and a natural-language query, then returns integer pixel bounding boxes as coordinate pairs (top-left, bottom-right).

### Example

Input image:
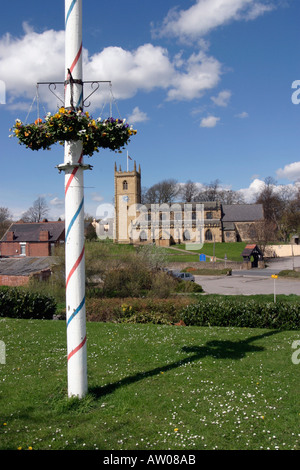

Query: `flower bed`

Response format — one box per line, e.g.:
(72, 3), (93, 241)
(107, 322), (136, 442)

(11, 107), (137, 156)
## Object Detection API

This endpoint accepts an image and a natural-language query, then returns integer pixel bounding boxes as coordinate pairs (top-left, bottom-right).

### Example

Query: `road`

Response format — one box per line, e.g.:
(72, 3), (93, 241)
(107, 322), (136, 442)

(194, 257), (300, 296)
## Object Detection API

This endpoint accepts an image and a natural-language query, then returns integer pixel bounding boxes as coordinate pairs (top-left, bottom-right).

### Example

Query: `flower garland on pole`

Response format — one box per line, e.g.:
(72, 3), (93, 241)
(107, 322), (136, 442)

(11, 107), (137, 156)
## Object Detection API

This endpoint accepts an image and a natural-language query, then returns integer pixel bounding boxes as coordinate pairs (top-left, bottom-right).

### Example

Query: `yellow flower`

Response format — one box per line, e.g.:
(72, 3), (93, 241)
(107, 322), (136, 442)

(17, 447), (22, 450)
(174, 428), (179, 432)
(28, 446), (33, 450)
(59, 107), (66, 114)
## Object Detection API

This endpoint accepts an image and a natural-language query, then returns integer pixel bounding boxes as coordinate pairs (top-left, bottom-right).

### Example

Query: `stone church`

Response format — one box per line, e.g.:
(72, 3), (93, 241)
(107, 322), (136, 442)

(113, 161), (264, 246)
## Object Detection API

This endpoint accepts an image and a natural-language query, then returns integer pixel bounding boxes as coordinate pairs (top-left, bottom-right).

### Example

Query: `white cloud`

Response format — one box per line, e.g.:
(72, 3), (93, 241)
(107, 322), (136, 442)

(50, 197), (64, 207)
(157, 0), (276, 41)
(0, 26), (65, 106)
(235, 111), (249, 118)
(211, 90), (231, 107)
(238, 178), (266, 202)
(277, 161), (300, 182)
(127, 106), (149, 123)
(91, 192), (104, 202)
(167, 50), (222, 101)
(200, 115), (220, 127)
(0, 27), (223, 111)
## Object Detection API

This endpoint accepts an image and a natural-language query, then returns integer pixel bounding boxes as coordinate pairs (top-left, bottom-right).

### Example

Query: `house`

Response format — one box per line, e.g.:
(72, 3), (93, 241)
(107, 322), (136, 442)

(0, 257), (53, 286)
(0, 221), (65, 257)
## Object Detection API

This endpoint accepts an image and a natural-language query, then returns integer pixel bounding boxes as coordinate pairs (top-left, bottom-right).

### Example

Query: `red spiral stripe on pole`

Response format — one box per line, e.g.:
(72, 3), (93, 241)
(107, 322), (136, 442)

(65, 245), (85, 289)
(69, 43), (82, 75)
(68, 335), (87, 361)
(65, 150), (83, 196)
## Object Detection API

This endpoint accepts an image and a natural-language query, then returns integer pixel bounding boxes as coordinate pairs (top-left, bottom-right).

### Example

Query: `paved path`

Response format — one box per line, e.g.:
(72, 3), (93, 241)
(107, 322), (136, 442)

(194, 257), (300, 296)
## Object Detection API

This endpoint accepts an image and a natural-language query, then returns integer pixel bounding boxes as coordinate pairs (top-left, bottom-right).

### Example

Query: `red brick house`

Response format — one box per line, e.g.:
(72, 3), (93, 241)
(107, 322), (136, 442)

(0, 221), (65, 257)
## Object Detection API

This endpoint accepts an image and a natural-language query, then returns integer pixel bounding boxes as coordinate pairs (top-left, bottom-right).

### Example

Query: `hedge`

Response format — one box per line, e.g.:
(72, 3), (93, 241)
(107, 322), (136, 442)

(86, 296), (197, 324)
(180, 298), (300, 330)
(0, 287), (57, 320)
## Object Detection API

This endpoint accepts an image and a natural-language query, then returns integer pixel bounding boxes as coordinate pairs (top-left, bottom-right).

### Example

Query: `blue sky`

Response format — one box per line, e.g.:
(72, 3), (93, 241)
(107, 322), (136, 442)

(0, 0), (299, 220)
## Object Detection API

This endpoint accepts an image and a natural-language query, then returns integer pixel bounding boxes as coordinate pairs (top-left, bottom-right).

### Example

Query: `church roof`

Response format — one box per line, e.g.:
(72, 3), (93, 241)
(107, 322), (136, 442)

(222, 204), (264, 222)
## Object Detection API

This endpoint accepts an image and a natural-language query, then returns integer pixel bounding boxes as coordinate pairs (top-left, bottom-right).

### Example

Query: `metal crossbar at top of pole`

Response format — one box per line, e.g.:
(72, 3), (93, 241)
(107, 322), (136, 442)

(36, 79), (112, 110)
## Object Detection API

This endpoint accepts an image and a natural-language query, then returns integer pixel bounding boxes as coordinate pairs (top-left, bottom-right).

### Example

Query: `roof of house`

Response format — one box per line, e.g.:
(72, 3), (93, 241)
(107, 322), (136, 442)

(222, 204), (264, 222)
(1, 221), (65, 243)
(0, 257), (54, 276)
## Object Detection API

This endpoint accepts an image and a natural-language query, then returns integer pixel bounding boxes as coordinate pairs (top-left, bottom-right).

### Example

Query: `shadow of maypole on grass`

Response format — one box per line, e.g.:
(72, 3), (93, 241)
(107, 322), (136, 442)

(89, 330), (280, 400)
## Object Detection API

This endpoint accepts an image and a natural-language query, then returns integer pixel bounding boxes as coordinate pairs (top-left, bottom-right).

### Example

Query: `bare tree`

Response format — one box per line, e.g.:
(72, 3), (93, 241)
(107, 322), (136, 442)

(22, 197), (49, 222)
(0, 207), (11, 224)
(255, 177), (283, 226)
(219, 189), (245, 204)
(142, 179), (179, 204)
(0, 207), (12, 239)
(179, 180), (199, 202)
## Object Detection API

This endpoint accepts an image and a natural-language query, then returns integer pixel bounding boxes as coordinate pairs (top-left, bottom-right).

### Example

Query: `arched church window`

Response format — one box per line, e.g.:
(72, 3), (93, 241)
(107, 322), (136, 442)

(123, 180), (128, 190)
(205, 229), (213, 241)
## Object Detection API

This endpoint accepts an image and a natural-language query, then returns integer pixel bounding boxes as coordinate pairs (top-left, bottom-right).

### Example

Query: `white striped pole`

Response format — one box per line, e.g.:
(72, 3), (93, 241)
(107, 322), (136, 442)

(63, 0), (87, 398)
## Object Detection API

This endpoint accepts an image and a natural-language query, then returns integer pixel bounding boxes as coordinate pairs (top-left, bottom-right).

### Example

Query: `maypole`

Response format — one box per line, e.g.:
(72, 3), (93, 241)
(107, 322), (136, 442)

(11, 0), (137, 401)
(62, 0), (88, 398)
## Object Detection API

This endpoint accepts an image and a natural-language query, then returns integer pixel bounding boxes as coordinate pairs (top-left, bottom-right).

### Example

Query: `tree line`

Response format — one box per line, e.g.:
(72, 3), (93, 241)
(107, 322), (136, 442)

(141, 178), (245, 204)
(141, 177), (300, 242)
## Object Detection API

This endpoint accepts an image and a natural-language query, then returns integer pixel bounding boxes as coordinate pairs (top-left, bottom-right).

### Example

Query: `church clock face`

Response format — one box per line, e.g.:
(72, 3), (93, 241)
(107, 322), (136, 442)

(122, 195), (129, 202)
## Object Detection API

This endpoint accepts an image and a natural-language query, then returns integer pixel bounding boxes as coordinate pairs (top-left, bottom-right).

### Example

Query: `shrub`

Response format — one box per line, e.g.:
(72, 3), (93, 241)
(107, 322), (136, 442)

(86, 296), (197, 324)
(175, 280), (203, 293)
(0, 287), (57, 320)
(181, 298), (300, 330)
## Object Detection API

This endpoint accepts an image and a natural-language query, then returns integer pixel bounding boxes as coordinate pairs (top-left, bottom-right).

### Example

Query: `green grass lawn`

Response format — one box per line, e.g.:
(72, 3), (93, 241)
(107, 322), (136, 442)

(85, 240), (246, 263)
(174, 242), (247, 262)
(0, 318), (299, 450)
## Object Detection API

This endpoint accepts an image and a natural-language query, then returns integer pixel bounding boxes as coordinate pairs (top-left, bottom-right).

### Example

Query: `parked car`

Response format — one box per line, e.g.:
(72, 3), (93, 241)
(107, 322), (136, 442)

(172, 271), (195, 282)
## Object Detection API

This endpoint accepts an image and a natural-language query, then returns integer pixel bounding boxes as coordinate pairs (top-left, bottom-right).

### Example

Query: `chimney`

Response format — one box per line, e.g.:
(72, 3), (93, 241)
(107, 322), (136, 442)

(39, 230), (49, 241)
(7, 231), (14, 241)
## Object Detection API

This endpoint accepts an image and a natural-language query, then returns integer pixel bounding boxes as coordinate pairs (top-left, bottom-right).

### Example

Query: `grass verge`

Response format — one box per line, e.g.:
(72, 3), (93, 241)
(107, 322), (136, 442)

(0, 319), (299, 450)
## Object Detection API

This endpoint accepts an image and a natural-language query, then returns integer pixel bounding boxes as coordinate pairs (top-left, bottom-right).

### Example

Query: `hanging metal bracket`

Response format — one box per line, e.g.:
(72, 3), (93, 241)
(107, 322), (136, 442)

(37, 73), (111, 110)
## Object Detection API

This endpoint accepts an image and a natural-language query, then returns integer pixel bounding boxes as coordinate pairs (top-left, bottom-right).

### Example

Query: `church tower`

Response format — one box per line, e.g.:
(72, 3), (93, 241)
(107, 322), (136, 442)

(114, 160), (141, 243)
